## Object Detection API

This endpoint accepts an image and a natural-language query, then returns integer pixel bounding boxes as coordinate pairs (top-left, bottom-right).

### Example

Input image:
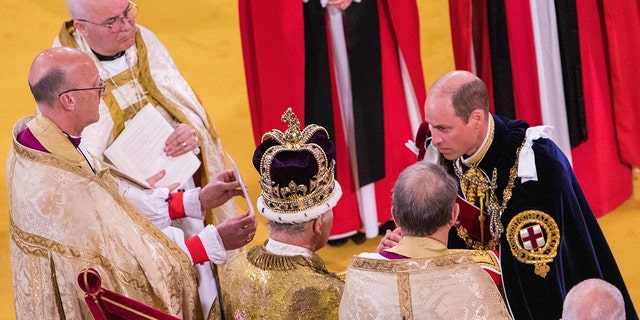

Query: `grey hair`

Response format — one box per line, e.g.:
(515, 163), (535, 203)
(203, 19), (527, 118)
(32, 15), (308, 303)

(391, 162), (458, 236)
(66, 0), (87, 20)
(562, 278), (625, 320)
(267, 220), (308, 235)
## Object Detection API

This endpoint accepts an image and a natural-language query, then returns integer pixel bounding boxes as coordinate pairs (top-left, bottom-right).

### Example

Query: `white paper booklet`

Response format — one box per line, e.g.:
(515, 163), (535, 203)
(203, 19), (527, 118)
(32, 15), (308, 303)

(104, 103), (201, 188)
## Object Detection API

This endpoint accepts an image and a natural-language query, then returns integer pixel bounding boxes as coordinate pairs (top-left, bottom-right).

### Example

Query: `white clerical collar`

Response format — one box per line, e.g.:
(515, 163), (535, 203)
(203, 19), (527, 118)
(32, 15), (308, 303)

(266, 238), (313, 258)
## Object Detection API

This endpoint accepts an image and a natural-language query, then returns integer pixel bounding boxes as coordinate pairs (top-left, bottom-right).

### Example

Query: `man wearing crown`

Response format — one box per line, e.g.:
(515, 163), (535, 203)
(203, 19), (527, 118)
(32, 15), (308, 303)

(220, 109), (344, 319)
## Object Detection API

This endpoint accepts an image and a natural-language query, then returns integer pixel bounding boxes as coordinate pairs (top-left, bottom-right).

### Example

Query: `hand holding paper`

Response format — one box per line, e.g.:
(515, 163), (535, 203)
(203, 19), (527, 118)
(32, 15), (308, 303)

(199, 169), (245, 210)
(104, 104), (201, 188)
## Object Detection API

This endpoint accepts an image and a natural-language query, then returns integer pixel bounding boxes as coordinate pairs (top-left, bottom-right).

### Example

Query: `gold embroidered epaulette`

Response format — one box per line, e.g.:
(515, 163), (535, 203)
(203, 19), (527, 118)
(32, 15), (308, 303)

(506, 209), (560, 278)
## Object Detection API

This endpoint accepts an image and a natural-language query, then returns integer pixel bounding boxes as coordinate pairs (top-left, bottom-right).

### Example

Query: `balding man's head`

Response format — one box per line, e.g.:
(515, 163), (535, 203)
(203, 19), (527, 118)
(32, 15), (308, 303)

(426, 70), (489, 123)
(28, 47), (96, 107)
(28, 47), (102, 135)
(562, 278), (625, 320)
(391, 162), (458, 237)
(67, 0), (138, 56)
(423, 71), (491, 160)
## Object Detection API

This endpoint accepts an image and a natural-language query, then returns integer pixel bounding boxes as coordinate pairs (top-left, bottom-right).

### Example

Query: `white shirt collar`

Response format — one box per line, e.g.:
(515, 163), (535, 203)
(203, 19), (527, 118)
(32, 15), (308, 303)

(266, 238), (313, 258)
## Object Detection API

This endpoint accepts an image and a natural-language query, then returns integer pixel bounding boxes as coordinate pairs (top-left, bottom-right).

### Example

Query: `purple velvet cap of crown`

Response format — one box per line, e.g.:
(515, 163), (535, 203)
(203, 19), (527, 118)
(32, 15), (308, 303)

(252, 130), (336, 188)
(252, 126), (342, 223)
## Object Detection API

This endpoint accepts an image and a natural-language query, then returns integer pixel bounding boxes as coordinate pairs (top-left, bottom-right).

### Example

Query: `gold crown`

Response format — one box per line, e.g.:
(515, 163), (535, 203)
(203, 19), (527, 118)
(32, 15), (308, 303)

(258, 108), (337, 215)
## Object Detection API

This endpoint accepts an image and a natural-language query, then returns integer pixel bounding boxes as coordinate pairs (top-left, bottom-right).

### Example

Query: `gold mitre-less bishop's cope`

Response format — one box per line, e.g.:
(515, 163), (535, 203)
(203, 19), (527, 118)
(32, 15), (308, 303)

(253, 108), (342, 223)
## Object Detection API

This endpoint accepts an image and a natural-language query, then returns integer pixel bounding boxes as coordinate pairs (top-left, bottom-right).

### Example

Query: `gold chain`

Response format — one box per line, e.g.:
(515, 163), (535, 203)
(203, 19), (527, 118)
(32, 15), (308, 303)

(453, 138), (526, 250)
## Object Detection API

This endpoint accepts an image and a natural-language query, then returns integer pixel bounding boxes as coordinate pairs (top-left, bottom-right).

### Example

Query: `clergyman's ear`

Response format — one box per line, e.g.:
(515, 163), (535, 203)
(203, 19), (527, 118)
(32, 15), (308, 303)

(58, 93), (76, 111)
(450, 203), (460, 226)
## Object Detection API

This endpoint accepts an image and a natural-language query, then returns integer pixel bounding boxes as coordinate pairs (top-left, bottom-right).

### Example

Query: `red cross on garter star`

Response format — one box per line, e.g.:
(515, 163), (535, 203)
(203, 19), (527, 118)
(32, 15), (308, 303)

(520, 225), (545, 250)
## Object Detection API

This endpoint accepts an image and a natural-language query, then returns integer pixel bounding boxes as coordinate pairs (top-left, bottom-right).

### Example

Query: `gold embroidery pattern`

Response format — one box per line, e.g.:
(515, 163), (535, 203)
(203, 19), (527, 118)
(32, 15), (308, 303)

(247, 244), (341, 281)
(506, 210), (560, 278)
(349, 252), (475, 273)
(10, 217), (152, 294)
(450, 249), (500, 273)
(12, 133), (194, 272)
(397, 272), (413, 320)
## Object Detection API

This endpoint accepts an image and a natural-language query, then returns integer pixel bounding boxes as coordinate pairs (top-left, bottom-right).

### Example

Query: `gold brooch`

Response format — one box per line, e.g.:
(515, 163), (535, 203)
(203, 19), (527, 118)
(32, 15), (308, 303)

(506, 210), (560, 278)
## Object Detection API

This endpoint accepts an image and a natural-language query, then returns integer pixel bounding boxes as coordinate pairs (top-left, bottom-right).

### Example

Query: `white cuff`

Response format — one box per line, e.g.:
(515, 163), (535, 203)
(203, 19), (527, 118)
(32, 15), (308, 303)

(183, 187), (204, 220)
(518, 125), (552, 183)
(118, 179), (172, 229)
(198, 225), (227, 265)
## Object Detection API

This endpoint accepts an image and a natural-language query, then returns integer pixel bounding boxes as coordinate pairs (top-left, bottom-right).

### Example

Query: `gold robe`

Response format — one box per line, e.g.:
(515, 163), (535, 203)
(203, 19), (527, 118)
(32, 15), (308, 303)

(8, 115), (202, 319)
(340, 237), (512, 320)
(220, 242), (344, 319)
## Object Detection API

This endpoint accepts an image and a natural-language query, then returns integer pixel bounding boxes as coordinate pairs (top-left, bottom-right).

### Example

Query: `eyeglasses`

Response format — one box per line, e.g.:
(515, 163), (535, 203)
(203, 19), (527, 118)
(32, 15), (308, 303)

(76, 1), (138, 34)
(58, 80), (106, 97)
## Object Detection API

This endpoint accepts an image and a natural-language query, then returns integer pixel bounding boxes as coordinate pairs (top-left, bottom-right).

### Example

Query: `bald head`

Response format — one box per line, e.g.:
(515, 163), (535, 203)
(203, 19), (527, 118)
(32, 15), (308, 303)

(426, 70), (489, 123)
(28, 47), (102, 135)
(67, 0), (106, 21)
(392, 162), (458, 237)
(429, 71), (478, 95)
(28, 47), (96, 108)
(562, 278), (625, 320)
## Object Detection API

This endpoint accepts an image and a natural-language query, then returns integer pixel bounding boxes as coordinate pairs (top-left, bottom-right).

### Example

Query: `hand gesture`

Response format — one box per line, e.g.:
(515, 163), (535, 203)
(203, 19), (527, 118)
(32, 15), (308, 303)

(375, 227), (402, 253)
(199, 169), (244, 210)
(217, 211), (258, 250)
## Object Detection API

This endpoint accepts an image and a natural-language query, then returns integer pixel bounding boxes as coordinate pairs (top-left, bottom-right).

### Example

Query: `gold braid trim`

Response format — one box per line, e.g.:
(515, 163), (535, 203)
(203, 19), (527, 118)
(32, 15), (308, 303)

(246, 244), (342, 282)
(397, 272), (414, 320)
(349, 252), (476, 273)
(450, 249), (501, 273)
(9, 217), (162, 304)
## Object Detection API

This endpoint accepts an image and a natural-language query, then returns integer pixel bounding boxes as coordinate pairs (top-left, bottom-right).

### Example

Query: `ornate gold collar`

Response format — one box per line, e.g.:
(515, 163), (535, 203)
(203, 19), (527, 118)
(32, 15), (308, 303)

(461, 115), (494, 167)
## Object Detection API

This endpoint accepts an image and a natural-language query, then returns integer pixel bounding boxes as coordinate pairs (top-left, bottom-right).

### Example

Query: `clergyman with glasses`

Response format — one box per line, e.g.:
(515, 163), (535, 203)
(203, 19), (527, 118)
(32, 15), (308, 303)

(54, 1), (247, 317)
(9, 46), (207, 319)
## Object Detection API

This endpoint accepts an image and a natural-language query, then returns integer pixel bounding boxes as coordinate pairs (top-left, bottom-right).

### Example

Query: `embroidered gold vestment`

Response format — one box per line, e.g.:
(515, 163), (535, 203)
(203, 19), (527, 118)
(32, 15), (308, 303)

(8, 116), (202, 319)
(340, 237), (511, 320)
(220, 244), (344, 319)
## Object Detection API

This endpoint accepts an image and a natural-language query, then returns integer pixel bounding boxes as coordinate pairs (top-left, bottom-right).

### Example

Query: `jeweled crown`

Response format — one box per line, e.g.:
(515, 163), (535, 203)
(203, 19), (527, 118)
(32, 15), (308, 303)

(253, 108), (340, 222)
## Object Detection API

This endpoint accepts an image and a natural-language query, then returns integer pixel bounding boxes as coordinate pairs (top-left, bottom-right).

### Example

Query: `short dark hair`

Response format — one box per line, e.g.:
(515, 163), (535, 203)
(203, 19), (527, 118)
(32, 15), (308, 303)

(29, 68), (66, 106)
(451, 78), (489, 123)
(392, 162), (458, 236)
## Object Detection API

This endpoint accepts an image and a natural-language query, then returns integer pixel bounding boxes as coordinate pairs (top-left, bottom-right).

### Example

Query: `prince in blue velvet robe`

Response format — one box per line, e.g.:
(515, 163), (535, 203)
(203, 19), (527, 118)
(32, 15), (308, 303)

(436, 115), (637, 319)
